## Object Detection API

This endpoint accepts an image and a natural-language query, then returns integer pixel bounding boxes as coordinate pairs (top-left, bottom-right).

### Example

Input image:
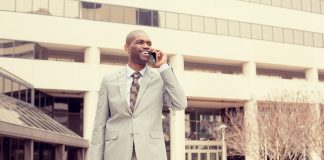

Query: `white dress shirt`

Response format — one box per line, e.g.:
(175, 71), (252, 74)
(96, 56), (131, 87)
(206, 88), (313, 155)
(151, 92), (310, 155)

(126, 63), (169, 106)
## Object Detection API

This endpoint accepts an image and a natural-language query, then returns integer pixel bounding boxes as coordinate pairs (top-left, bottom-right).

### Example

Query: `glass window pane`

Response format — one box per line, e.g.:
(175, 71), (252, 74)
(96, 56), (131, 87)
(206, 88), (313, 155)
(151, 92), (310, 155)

(313, 33), (323, 48)
(204, 17), (216, 34)
(292, 0), (302, 10)
(12, 81), (19, 99)
(251, 0), (260, 2)
(304, 31), (313, 46)
(4, 78), (12, 95)
(16, 0), (32, 12)
(321, 1), (324, 14)
(95, 4), (110, 21)
(64, 0), (79, 18)
(0, 39), (12, 57)
(13, 41), (34, 59)
(216, 19), (229, 35)
(81, 2), (95, 20)
(262, 26), (273, 41)
(294, 30), (304, 45)
(49, 0), (64, 16)
(110, 5), (124, 23)
(282, 0), (292, 8)
(311, 0), (321, 13)
(124, 7), (136, 24)
(192, 16), (204, 32)
(261, 0), (271, 4)
(273, 27), (284, 42)
(137, 9), (153, 26)
(240, 22), (251, 38)
(284, 28), (294, 43)
(229, 21), (240, 37)
(179, 14), (191, 31)
(272, 0), (282, 6)
(301, 0), (311, 11)
(33, 0), (49, 15)
(251, 24), (262, 40)
(0, 0), (15, 11)
(152, 11), (159, 27)
(158, 11), (166, 28)
(165, 12), (179, 29)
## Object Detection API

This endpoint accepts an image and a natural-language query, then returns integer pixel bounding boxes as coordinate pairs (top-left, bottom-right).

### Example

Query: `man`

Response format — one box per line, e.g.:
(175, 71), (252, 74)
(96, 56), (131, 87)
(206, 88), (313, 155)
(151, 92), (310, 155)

(87, 30), (187, 160)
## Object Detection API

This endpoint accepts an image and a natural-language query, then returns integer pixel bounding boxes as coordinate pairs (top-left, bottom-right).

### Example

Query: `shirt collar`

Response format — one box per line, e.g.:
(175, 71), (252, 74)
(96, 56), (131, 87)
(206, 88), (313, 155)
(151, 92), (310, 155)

(126, 64), (147, 78)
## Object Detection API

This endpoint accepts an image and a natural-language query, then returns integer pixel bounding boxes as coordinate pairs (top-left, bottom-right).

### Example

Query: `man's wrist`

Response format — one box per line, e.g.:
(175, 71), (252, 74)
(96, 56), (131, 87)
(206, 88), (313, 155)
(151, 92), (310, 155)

(158, 63), (170, 73)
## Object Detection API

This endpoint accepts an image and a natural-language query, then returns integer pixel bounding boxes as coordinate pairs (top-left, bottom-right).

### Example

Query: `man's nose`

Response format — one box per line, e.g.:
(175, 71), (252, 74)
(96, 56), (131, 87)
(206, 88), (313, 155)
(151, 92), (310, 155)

(143, 43), (150, 48)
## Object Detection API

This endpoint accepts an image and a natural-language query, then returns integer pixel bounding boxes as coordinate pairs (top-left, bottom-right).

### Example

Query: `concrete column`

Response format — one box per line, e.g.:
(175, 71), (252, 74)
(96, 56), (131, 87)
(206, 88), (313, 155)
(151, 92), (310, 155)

(243, 61), (259, 160)
(243, 61), (256, 79)
(55, 144), (65, 160)
(84, 47), (100, 65)
(77, 148), (85, 160)
(83, 47), (100, 141)
(305, 68), (318, 82)
(305, 68), (321, 160)
(244, 99), (259, 160)
(24, 139), (33, 160)
(168, 54), (186, 160)
(83, 91), (99, 140)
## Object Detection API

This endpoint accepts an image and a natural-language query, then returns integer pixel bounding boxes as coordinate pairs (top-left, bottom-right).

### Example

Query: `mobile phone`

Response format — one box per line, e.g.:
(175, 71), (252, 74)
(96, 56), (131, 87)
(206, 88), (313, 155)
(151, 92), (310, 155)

(148, 51), (156, 63)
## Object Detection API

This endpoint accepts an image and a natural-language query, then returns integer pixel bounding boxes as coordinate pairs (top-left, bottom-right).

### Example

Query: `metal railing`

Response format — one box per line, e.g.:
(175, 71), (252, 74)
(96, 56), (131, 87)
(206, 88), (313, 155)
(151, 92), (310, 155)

(185, 140), (226, 160)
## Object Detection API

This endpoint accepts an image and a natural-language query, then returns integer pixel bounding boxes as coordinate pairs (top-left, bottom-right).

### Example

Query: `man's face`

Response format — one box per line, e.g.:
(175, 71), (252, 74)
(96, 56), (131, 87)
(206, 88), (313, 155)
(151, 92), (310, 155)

(125, 32), (152, 65)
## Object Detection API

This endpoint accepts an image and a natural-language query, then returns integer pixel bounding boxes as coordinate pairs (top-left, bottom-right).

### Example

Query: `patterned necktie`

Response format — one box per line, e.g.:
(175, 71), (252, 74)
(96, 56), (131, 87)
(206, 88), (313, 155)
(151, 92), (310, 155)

(130, 72), (141, 112)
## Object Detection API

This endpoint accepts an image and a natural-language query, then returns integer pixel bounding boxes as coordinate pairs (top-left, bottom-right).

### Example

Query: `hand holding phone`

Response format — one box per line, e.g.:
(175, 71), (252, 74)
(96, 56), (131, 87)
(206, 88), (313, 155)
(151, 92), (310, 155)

(148, 51), (157, 63)
(148, 49), (167, 68)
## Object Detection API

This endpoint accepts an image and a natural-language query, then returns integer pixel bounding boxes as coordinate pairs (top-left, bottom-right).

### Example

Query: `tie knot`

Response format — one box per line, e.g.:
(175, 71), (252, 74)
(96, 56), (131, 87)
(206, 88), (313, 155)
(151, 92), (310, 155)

(131, 72), (141, 79)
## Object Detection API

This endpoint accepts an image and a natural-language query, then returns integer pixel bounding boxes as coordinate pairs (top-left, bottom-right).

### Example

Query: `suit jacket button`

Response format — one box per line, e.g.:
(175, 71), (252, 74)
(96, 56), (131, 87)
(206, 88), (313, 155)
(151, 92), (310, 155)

(130, 133), (134, 137)
(132, 115), (136, 119)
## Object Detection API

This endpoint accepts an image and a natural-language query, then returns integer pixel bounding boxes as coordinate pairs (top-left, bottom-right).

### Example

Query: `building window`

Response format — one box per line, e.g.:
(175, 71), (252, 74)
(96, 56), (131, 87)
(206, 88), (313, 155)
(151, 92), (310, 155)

(34, 142), (55, 160)
(204, 17), (217, 34)
(185, 108), (228, 141)
(165, 12), (179, 29)
(0, 137), (24, 160)
(0, 39), (35, 59)
(179, 14), (192, 31)
(136, 9), (159, 27)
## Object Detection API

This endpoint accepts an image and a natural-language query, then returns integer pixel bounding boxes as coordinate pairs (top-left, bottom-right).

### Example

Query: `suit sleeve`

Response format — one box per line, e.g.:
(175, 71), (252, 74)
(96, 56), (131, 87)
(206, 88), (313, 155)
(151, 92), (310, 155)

(161, 67), (187, 110)
(87, 77), (110, 160)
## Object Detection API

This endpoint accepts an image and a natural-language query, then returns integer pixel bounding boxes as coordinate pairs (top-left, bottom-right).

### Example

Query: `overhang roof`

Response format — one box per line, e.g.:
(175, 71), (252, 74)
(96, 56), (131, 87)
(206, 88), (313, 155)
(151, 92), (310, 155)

(0, 94), (88, 148)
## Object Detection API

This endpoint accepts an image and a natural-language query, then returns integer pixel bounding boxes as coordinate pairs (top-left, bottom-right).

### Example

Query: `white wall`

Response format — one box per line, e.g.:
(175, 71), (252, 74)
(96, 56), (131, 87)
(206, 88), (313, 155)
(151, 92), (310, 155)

(1, 11), (324, 70)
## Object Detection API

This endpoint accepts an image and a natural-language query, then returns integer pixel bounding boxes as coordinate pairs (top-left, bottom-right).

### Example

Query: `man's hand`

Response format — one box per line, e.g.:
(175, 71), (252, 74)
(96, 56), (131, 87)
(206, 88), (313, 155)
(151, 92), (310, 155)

(150, 49), (167, 68)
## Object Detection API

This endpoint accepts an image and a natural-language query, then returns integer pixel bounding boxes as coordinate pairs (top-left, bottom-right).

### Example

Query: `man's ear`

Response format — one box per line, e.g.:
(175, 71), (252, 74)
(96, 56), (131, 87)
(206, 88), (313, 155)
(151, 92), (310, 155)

(124, 44), (129, 53)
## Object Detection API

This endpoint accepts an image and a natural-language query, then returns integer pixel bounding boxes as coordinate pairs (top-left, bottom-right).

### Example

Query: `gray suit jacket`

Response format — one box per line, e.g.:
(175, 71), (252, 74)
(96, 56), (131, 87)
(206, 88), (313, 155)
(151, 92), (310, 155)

(87, 67), (187, 160)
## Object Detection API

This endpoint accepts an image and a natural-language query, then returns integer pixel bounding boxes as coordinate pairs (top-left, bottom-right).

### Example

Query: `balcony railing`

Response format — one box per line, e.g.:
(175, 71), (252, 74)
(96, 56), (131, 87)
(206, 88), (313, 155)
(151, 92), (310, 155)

(186, 140), (224, 160)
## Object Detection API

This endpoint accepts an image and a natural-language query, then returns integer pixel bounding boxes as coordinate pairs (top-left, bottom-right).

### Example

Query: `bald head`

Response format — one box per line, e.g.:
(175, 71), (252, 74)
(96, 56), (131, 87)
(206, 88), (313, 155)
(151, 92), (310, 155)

(125, 30), (148, 44)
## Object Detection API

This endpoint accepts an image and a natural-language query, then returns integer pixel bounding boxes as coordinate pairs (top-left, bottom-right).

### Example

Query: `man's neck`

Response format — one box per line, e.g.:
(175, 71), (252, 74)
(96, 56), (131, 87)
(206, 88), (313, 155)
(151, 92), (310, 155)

(128, 62), (146, 72)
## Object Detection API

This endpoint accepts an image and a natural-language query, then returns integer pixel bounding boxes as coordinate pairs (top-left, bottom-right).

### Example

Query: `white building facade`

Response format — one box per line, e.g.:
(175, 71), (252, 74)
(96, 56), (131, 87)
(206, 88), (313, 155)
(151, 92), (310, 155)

(1, 0), (324, 159)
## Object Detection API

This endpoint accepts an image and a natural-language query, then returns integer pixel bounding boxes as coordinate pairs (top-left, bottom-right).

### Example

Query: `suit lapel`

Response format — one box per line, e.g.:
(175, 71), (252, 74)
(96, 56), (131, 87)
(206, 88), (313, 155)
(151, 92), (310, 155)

(117, 67), (132, 114)
(134, 68), (153, 111)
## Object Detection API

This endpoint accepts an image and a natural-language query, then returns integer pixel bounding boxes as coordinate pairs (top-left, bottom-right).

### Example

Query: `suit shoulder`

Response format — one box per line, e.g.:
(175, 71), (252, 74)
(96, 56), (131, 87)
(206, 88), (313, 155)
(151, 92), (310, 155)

(102, 68), (125, 82)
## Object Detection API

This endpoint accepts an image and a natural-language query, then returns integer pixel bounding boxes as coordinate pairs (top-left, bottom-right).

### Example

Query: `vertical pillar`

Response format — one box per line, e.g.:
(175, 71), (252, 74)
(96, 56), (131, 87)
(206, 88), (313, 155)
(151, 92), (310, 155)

(305, 68), (318, 82)
(83, 91), (99, 140)
(55, 144), (65, 160)
(84, 47), (100, 65)
(24, 139), (33, 160)
(305, 68), (321, 160)
(243, 61), (259, 160)
(168, 54), (186, 160)
(83, 47), (100, 140)
(77, 148), (85, 160)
